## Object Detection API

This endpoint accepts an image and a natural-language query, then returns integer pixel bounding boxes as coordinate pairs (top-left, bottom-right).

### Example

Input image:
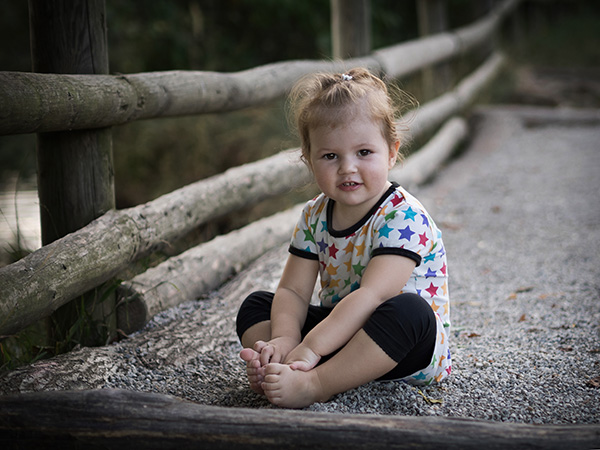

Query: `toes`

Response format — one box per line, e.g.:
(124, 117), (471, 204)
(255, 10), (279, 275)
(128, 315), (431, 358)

(240, 348), (259, 362)
(263, 373), (280, 384)
(264, 362), (284, 376)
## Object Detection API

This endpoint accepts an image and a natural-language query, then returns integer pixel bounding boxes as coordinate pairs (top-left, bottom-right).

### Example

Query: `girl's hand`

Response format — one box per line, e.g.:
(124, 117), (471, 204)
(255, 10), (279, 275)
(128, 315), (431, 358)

(255, 336), (299, 366)
(284, 343), (321, 372)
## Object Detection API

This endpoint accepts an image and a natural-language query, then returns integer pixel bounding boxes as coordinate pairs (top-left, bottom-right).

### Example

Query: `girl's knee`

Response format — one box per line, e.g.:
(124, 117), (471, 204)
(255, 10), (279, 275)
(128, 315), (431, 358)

(378, 293), (435, 323)
(236, 291), (274, 340)
(364, 293), (436, 357)
(238, 291), (273, 313)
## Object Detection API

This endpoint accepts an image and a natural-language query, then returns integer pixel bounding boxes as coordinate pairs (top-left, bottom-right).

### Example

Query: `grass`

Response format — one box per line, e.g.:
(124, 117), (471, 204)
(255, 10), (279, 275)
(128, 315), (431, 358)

(0, 280), (122, 373)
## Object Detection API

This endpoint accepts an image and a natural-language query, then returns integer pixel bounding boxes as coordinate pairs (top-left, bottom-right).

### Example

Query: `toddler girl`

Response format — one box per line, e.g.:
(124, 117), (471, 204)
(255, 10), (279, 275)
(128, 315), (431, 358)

(236, 68), (451, 408)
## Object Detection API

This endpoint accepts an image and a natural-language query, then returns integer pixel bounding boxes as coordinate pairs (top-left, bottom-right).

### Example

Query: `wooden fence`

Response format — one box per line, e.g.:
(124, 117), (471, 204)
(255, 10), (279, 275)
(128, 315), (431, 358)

(0, 0), (519, 339)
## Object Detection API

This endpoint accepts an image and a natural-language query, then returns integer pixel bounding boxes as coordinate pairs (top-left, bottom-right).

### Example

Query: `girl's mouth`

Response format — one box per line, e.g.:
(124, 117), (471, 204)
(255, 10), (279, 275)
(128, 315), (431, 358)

(339, 181), (361, 191)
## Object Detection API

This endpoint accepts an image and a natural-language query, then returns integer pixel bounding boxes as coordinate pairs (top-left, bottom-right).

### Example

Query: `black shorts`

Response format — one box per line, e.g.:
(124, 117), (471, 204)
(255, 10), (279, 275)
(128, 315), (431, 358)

(236, 290), (436, 380)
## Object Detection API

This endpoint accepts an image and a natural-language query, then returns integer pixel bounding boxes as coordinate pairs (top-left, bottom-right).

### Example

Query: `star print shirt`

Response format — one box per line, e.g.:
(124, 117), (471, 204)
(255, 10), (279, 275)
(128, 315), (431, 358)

(289, 182), (451, 385)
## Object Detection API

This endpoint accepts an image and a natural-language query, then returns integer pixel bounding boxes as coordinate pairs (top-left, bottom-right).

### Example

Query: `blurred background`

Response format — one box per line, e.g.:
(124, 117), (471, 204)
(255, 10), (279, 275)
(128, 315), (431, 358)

(1, 0), (599, 267)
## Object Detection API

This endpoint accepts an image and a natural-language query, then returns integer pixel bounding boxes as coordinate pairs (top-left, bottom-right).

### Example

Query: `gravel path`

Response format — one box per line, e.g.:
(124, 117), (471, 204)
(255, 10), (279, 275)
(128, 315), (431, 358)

(3, 105), (599, 424)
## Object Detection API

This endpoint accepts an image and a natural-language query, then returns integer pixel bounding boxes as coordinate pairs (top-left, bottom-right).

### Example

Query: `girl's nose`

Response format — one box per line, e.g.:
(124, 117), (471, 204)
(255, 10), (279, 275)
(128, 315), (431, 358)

(338, 156), (357, 174)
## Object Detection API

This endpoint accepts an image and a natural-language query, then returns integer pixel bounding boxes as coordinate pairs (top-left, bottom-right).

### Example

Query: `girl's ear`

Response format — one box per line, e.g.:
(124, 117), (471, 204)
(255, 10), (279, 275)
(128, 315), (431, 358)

(302, 148), (315, 172)
(389, 141), (400, 168)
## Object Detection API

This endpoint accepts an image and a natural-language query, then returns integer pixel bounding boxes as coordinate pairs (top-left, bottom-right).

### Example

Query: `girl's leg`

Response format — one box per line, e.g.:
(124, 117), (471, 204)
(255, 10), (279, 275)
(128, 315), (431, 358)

(240, 320), (271, 349)
(236, 291), (332, 394)
(262, 293), (436, 408)
(237, 291), (274, 394)
(236, 291), (275, 346)
(262, 328), (396, 408)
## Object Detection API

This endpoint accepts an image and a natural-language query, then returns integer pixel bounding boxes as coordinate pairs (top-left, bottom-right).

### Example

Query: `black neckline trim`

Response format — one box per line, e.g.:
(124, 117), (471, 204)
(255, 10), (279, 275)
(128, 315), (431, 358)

(327, 182), (399, 238)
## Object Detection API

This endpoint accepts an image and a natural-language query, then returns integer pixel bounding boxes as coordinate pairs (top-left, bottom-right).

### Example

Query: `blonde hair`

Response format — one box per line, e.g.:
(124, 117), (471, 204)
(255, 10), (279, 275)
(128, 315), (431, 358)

(287, 67), (410, 165)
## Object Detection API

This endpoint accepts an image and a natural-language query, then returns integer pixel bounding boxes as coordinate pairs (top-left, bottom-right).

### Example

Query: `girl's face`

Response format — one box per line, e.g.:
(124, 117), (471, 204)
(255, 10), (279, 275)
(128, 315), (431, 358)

(308, 109), (399, 228)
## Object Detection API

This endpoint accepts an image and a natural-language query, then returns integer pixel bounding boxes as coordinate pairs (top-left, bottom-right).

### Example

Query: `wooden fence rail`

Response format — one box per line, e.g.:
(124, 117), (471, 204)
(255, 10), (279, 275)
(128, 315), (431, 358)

(0, 1), (516, 338)
(0, 0), (517, 136)
(116, 51), (502, 332)
(0, 51), (504, 338)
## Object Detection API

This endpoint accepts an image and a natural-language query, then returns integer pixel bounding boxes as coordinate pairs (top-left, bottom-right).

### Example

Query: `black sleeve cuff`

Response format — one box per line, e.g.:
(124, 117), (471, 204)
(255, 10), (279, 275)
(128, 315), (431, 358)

(288, 245), (319, 260)
(371, 247), (421, 266)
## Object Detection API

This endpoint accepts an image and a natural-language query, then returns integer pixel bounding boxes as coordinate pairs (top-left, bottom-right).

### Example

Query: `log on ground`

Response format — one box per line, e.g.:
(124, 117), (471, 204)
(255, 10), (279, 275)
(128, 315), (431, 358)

(0, 389), (599, 450)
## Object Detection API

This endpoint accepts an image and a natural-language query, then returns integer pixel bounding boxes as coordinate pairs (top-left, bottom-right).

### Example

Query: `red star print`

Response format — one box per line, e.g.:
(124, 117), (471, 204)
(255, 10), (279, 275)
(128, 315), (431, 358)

(329, 243), (339, 259)
(390, 194), (403, 206)
(425, 282), (439, 297)
(419, 232), (428, 246)
(440, 263), (447, 275)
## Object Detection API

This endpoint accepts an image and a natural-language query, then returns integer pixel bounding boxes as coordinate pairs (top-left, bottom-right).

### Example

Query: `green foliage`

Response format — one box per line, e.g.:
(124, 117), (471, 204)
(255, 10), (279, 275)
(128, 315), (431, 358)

(113, 99), (294, 207)
(0, 279), (122, 373)
(107, 0), (333, 73)
(0, 323), (49, 373)
(509, 2), (600, 67)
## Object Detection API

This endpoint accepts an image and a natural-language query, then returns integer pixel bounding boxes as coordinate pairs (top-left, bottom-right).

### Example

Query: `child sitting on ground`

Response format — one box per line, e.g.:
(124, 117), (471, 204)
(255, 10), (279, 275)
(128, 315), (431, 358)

(236, 67), (451, 408)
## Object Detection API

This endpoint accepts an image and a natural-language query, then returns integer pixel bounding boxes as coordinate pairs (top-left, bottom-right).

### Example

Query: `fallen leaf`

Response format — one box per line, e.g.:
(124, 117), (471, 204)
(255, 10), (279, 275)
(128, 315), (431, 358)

(508, 286), (535, 300)
(558, 346), (573, 352)
(586, 376), (600, 388)
(515, 286), (534, 293)
(518, 314), (527, 322)
(440, 221), (461, 231)
(417, 389), (443, 404)
(467, 333), (480, 338)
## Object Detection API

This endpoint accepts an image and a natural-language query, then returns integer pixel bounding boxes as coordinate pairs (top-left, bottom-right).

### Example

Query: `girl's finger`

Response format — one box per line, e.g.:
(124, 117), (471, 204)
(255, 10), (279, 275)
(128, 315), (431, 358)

(289, 360), (315, 372)
(253, 340), (268, 353)
(259, 345), (273, 366)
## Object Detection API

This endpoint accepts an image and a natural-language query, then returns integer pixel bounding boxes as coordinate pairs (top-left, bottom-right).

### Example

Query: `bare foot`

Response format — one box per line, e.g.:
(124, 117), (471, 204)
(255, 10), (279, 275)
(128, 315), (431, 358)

(262, 363), (326, 408)
(240, 348), (265, 395)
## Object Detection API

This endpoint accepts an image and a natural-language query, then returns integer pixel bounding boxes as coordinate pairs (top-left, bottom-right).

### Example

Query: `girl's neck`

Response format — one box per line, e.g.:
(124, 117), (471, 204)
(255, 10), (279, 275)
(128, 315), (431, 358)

(329, 181), (393, 232)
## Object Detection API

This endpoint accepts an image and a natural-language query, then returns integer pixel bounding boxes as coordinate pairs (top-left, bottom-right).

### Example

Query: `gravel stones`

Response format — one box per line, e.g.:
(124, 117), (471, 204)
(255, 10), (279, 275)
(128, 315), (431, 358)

(3, 106), (599, 425)
(102, 107), (600, 423)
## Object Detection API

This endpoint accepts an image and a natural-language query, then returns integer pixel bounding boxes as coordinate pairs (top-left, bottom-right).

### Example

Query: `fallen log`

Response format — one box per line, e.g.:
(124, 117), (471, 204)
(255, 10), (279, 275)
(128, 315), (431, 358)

(0, 389), (598, 450)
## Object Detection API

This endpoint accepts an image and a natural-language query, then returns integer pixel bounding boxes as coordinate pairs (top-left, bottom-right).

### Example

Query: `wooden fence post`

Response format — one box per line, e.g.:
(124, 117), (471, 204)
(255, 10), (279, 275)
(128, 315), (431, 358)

(417, 0), (452, 100)
(29, 0), (116, 348)
(331, 0), (371, 59)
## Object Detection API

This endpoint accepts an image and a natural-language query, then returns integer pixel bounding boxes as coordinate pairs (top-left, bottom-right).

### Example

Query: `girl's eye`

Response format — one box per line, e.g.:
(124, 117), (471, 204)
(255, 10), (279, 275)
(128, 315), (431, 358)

(358, 149), (372, 157)
(323, 153), (337, 160)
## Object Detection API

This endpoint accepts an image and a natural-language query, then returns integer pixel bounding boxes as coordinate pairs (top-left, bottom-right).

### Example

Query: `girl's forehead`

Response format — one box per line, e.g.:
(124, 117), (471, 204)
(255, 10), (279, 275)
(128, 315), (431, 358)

(309, 114), (386, 147)
(311, 103), (375, 129)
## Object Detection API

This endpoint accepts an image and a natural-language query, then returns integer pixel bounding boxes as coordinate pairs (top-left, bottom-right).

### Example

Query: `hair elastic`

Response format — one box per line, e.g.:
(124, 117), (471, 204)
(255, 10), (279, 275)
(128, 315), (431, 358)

(342, 73), (353, 81)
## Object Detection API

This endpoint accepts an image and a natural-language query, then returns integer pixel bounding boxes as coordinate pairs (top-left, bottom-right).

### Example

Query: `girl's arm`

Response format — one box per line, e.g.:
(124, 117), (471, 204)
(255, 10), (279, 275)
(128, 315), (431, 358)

(285, 254), (416, 369)
(257, 253), (318, 366)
